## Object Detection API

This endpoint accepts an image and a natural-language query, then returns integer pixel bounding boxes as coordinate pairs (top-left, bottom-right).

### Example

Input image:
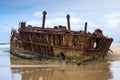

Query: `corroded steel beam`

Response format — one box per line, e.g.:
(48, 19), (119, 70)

(66, 14), (71, 30)
(83, 22), (88, 50)
(42, 11), (47, 29)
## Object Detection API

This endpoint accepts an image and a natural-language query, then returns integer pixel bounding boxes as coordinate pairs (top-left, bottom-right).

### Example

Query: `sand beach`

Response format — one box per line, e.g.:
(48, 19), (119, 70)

(0, 44), (120, 80)
(106, 46), (120, 60)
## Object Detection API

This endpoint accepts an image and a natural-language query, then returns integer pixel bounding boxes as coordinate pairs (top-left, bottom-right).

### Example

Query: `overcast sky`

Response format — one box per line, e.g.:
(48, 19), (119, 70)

(0, 0), (120, 42)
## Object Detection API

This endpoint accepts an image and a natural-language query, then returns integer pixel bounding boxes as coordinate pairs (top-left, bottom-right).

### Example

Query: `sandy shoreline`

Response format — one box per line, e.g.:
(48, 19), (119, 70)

(106, 46), (120, 60)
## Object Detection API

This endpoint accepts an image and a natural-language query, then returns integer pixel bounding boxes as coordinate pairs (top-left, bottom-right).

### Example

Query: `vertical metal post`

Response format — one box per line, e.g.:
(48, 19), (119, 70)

(66, 14), (71, 30)
(42, 11), (47, 29)
(83, 22), (87, 50)
(21, 22), (26, 30)
(81, 22), (88, 63)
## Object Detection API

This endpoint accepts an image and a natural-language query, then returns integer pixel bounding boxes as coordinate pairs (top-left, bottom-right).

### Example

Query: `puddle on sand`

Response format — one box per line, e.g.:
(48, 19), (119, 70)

(1, 55), (113, 80)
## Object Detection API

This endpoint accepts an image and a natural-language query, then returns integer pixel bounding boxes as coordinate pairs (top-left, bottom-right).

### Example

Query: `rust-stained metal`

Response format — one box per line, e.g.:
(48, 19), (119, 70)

(10, 11), (113, 64)
(66, 14), (71, 30)
(42, 11), (47, 29)
(83, 22), (87, 50)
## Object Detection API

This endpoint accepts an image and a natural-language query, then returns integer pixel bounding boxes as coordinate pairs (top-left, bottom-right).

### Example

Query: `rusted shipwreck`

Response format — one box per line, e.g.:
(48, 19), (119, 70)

(10, 11), (113, 64)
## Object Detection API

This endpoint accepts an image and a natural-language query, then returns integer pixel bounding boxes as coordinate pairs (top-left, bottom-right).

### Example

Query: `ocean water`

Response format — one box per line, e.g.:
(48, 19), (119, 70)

(0, 44), (120, 80)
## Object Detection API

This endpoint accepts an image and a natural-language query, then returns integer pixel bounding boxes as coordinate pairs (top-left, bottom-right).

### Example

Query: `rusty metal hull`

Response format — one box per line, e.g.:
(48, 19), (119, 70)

(10, 27), (113, 64)
(10, 35), (113, 64)
(10, 48), (107, 64)
(10, 11), (113, 64)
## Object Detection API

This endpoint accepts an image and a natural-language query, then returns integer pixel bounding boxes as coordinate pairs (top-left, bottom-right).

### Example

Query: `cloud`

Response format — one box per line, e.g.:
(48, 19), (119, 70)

(34, 11), (42, 18)
(30, 17), (85, 30)
(105, 12), (120, 29)
(28, 11), (86, 30)
(25, 17), (85, 31)
(28, 11), (103, 31)
(27, 20), (41, 26)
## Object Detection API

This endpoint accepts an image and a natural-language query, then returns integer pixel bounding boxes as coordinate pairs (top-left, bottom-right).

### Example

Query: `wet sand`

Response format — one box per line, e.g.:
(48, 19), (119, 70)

(1, 45), (120, 80)
(106, 46), (120, 60)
